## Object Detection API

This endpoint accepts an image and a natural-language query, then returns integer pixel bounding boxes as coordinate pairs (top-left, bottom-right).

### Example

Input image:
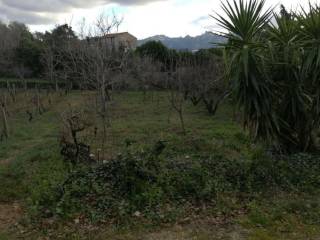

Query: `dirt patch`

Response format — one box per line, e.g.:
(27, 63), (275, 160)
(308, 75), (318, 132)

(143, 223), (248, 240)
(0, 159), (12, 167)
(0, 202), (22, 233)
(93, 219), (249, 240)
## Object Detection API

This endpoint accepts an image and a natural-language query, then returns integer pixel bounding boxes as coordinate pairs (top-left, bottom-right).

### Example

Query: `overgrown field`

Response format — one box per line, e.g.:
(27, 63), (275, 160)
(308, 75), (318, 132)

(0, 89), (320, 239)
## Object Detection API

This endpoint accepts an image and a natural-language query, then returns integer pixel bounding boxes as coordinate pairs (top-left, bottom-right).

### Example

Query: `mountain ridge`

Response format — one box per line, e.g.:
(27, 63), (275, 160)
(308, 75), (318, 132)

(138, 32), (227, 51)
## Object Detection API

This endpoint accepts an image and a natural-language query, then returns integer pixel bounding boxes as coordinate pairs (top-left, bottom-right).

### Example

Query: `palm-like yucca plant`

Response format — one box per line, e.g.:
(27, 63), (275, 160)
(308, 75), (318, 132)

(296, 4), (320, 149)
(268, 14), (312, 150)
(298, 7), (320, 98)
(214, 0), (320, 152)
(213, 0), (279, 141)
(297, 4), (320, 91)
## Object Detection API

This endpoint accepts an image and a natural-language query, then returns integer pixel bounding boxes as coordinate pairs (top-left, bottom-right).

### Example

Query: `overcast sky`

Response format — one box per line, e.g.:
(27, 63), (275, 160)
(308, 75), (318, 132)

(0, 0), (318, 39)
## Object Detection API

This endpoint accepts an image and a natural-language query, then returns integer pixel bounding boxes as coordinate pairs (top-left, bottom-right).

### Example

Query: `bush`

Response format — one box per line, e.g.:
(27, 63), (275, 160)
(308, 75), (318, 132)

(30, 144), (320, 222)
(248, 153), (320, 191)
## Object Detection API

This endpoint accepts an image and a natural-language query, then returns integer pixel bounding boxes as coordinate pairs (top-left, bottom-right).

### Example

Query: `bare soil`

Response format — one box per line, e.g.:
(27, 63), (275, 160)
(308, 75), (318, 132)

(0, 202), (22, 234)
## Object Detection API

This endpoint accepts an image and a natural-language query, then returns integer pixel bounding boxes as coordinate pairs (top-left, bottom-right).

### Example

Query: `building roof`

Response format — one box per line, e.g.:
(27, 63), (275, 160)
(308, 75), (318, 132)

(104, 32), (137, 40)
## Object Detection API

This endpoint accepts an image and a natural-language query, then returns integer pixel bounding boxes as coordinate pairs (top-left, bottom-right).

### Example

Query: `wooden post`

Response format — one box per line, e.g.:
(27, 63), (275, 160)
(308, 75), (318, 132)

(36, 87), (42, 115)
(1, 104), (9, 139)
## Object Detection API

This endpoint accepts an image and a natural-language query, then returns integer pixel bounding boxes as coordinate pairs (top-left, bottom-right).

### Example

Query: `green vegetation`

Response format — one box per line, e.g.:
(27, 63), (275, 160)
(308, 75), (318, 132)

(215, 0), (320, 152)
(0, 90), (319, 239)
(136, 40), (223, 71)
(1, 1), (320, 239)
(242, 194), (320, 240)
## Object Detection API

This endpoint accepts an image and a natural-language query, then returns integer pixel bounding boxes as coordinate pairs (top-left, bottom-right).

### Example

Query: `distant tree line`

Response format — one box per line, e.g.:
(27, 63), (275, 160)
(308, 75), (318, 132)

(0, 21), (43, 78)
(0, 21), (223, 85)
(0, 22), (79, 80)
(0, 19), (227, 135)
(135, 40), (223, 71)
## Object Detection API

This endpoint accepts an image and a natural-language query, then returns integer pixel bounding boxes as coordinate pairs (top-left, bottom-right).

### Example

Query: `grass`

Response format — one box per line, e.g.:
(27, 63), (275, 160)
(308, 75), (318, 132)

(84, 91), (252, 160)
(0, 90), (67, 202)
(0, 78), (66, 85)
(0, 89), (319, 239)
(0, 233), (10, 240)
(241, 193), (320, 240)
(0, 78), (67, 90)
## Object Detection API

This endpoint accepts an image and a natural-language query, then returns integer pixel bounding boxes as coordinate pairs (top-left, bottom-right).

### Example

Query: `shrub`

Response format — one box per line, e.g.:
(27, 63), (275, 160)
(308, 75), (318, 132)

(30, 144), (320, 222)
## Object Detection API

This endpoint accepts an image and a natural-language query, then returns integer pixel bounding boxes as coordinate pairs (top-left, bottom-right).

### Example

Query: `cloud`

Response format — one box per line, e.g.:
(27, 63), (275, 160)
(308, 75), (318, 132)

(0, 0), (165, 24)
(118, 0), (217, 39)
(0, 2), (55, 24)
(8, 0), (318, 38)
(191, 16), (209, 25)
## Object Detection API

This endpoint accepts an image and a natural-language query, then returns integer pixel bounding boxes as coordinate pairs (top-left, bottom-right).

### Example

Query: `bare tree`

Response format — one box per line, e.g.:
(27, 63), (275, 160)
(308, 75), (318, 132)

(42, 47), (60, 92)
(168, 56), (187, 135)
(58, 13), (128, 159)
(181, 53), (228, 116)
(201, 57), (228, 116)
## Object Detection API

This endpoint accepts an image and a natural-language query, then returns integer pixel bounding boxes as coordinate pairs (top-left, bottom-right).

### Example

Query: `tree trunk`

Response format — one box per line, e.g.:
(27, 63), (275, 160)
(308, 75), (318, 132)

(190, 96), (202, 106)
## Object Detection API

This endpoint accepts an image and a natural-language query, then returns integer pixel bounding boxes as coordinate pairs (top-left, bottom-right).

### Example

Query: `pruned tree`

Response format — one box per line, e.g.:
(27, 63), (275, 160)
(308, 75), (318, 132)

(61, 108), (93, 165)
(198, 56), (229, 116)
(53, 13), (129, 159)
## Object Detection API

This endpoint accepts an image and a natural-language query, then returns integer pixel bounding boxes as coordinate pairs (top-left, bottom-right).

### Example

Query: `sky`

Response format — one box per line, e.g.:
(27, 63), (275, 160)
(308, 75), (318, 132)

(0, 0), (318, 39)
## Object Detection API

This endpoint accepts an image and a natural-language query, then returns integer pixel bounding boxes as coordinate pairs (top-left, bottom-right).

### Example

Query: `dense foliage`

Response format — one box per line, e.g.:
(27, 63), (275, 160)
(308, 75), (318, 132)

(0, 22), (79, 79)
(0, 22), (44, 78)
(216, 0), (320, 152)
(30, 143), (320, 222)
(136, 40), (223, 69)
(2, 2), (320, 238)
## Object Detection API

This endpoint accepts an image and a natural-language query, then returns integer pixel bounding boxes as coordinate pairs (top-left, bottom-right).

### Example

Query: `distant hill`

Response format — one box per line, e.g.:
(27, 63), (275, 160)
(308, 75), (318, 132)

(138, 32), (227, 51)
